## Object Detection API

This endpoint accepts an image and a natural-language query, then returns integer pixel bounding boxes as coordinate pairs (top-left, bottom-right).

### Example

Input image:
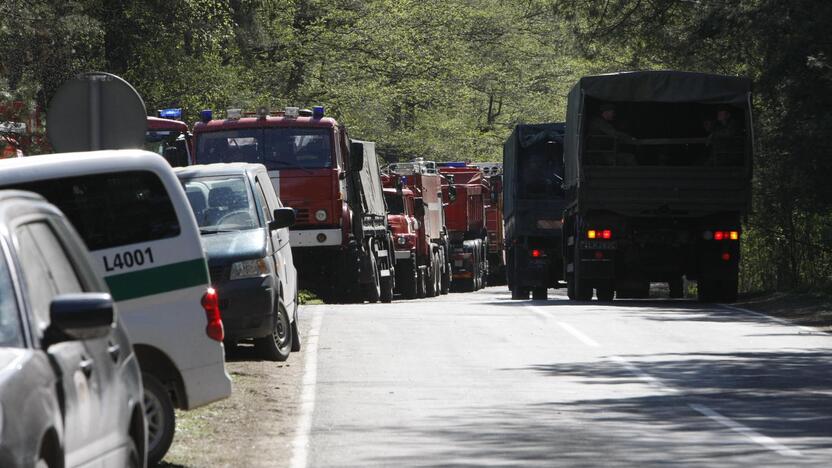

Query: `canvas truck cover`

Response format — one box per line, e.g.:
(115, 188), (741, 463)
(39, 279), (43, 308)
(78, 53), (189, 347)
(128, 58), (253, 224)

(564, 71), (753, 187)
(503, 123), (566, 221)
(352, 140), (387, 217)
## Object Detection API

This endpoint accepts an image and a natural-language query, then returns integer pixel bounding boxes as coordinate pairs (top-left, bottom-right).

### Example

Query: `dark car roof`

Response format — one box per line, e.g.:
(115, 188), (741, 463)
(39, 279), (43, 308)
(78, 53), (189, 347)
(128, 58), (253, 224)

(174, 163), (266, 179)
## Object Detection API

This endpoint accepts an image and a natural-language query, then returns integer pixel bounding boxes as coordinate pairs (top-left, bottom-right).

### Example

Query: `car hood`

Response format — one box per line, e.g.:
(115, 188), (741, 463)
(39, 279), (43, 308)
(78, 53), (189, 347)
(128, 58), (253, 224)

(202, 229), (267, 264)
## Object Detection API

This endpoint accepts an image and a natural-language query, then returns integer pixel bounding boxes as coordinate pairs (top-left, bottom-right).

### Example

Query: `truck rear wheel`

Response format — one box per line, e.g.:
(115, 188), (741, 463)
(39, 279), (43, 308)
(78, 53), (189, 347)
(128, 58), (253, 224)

(426, 253), (438, 297)
(511, 286), (530, 300)
(532, 287), (548, 300)
(365, 248), (381, 303)
(397, 260), (418, 299)
(596, 282), (615, 302)
(380, 274), (394, 303)
(669, 278), (684, 298)
(440, 250), (450, 294)
(417, 266), (427, 298)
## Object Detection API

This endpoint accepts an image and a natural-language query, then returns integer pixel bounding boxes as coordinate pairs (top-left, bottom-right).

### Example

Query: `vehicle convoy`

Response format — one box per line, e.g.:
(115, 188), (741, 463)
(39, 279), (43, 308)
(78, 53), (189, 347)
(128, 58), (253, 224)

(437, 163), (490, 291)
(0, 150), (232, 465)
(503, 123), (568, 300)
(192, 107), (394, 303)
(145, 109), (193, 167)
(562, 71), (753, 302)
(472, 163), (506, 284)
(382, 160), (451, 298)
(0, 190), (145, 468)
(176, 163), (300, 360)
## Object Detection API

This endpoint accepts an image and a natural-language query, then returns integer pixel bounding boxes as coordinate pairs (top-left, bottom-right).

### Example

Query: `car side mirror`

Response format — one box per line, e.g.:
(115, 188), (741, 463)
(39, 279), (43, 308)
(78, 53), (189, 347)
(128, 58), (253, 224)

(270, 207), (296, 230)
(46, 293), (114, 346)
(349, 141), (365, 171)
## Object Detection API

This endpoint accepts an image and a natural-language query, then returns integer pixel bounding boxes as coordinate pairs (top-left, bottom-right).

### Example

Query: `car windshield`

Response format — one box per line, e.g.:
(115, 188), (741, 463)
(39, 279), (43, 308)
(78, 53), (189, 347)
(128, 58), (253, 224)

(0, 248), (23, 348)
(385, 193), (405, 214)
(196, 128), (333, 170)
(181, 176), (261, 233)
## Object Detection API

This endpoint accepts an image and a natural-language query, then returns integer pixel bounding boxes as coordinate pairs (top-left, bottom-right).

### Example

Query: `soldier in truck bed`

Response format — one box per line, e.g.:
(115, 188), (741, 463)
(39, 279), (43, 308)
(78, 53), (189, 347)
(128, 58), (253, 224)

(586, 103), (637, 165)
(707, 105), (744, 166)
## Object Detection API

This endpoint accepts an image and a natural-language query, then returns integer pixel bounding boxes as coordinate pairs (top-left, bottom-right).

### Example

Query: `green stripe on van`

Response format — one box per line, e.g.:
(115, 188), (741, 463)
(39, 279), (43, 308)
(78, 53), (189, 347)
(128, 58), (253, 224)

(104, 259), (208, 301)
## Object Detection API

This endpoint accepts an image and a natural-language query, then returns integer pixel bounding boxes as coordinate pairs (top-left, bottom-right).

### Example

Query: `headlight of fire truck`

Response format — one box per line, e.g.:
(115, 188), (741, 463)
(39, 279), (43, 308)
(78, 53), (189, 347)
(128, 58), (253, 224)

(230, 258), (271, 280)
(315, 209), (328, 222)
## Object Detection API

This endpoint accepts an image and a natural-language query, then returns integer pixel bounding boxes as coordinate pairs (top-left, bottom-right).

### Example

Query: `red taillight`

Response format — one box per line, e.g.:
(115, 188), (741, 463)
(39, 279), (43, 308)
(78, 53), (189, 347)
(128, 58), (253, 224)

(713, 231), (725, 241)
(721, 252), (731, 261)
(602, 229), (612, 239)
(594, 251), (604, 259)
(531, 249), (542, 258)
(202, 288), (224, 342)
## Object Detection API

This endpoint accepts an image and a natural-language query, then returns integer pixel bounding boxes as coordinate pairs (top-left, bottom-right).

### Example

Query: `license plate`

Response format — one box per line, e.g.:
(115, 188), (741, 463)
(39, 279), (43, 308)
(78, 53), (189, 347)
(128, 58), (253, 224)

(581, 240), (617, 250)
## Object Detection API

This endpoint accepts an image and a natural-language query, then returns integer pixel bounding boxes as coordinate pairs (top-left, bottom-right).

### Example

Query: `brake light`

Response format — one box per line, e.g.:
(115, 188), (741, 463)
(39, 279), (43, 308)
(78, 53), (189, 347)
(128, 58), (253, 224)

(587, 230), (597, 239)
(531, 249), (542, 258)
(602, 229), (612, 239)
(201, 288), (224, 342)
(721, 252), (731, 261)
(713, 231), (725, 241)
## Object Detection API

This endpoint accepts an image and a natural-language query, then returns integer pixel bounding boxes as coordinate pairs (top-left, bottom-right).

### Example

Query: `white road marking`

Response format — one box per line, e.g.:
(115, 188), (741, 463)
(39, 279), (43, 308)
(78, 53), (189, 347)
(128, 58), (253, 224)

(290, 309), (323, 468)
(689, 403), (803, 457)
(609, 355), (679, 394)
(720, 304), (827, 335)
(556, 321), (601, 347)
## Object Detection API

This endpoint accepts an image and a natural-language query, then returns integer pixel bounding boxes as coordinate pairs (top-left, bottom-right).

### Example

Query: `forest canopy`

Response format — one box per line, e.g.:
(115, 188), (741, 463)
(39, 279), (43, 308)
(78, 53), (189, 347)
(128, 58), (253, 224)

(1, 0), (830, 292)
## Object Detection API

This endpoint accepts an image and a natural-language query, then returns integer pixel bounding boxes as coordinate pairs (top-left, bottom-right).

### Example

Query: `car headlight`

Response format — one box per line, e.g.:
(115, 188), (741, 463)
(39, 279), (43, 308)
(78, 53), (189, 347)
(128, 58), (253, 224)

(397, 236), (407, 245)
(230, 258), (271, 280)
(315, 209), (327, 222)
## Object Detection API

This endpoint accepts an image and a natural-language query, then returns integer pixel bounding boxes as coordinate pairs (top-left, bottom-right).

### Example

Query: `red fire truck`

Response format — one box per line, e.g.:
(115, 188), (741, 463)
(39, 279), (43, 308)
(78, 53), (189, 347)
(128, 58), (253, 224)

(146, 109), (192, 166)
(473, 163), (505, 284)
(192, 106), (395, 303)
(382, 160), (450, 298)
(438, 163), (490, 291)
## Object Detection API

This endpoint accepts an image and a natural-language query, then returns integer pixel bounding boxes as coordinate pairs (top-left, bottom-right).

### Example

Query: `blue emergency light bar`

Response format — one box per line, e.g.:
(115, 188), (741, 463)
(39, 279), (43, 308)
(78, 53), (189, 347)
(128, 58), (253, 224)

(436, 162), (468, 168)
(158, 108), (182, 120)
(200, 109), (213, 123)
(312, 106), (325, 119)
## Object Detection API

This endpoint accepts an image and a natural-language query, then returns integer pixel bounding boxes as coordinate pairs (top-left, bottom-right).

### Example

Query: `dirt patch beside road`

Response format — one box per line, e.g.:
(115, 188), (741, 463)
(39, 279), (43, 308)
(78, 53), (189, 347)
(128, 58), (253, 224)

(734, 290), (832, 332)
(161, 314), (312, 467)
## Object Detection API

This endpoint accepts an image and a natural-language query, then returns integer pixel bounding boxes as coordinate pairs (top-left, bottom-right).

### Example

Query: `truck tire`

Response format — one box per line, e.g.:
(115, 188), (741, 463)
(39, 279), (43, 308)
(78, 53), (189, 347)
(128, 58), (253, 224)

(719, 278), (739, 303)
(566, 274), (576, 300)
(669, 278), (684, 298)
(398, 260), (418, 299)
(365, 247), (381, 303)
(532, 287), (548, 300)
(511, 286), (530, 300)
(697, 279), (717, 302)
(417, 266), (427, 298)
(433, 253), (442, 296)
(380, 274), (394, 303)
(573, 244), (593, 301)
(426, 253), (438, 297)
(440, 250), (450, 294)
(143, 373), (175, 467)
(596, 282), (615, 302)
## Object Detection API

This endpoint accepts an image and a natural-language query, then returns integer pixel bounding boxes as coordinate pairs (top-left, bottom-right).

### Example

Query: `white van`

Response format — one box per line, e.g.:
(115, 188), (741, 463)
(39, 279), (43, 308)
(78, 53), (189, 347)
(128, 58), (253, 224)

(0, 149), (232, 465)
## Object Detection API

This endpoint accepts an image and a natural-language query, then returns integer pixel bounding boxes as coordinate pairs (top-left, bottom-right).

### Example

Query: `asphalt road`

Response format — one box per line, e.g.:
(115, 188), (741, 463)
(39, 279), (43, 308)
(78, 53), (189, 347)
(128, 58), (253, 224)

(291, 287), (832, 467)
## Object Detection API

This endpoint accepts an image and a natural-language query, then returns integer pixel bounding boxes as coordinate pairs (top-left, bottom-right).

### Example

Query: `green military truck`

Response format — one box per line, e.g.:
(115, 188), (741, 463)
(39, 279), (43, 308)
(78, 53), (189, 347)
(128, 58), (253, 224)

(562, 71), (753, 302)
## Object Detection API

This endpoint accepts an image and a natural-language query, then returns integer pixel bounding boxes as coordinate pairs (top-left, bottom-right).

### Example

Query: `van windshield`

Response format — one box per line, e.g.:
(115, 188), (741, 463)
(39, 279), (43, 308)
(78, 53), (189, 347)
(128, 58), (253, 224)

(384, 192), (405, 214)
(180, 176), (261, 234)
(196, 128), (333, 170)
(12, 171), (181, 251)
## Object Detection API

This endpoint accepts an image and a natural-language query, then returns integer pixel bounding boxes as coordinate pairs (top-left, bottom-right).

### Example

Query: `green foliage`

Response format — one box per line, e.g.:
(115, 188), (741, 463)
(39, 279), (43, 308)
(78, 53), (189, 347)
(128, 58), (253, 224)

(1, 0), (829, 291)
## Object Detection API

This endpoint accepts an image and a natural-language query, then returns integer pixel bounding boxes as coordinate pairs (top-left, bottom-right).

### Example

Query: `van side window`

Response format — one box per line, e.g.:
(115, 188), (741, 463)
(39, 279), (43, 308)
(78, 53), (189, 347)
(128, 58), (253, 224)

(15, 222), (84, 329)
(15, 171), (181, 250)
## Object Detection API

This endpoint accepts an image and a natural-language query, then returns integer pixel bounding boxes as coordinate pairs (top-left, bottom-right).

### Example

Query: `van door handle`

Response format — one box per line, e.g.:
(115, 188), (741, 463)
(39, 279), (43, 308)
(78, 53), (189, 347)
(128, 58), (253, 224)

(107, 342), (121, 362)
(79, 358), (94, 378)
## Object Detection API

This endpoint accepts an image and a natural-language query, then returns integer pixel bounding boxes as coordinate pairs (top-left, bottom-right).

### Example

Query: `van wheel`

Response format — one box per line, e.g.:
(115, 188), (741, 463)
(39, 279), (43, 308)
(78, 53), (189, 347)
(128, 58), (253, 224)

(143, 373), (175, 466)
(256, 300), (293, 361)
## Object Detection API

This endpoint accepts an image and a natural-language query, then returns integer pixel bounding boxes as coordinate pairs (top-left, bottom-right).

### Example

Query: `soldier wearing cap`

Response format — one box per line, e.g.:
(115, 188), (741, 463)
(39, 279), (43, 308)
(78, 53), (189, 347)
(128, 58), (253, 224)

(586, 103), (636, 165)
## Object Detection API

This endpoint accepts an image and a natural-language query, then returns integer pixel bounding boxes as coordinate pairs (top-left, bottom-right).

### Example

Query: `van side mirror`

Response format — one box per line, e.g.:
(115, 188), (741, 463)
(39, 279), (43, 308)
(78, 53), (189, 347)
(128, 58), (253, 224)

(349, 141), (365, 171)
(45, 293), (114, 346)
(448, 185), (458, 203)
(270, 207), (296, 230)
